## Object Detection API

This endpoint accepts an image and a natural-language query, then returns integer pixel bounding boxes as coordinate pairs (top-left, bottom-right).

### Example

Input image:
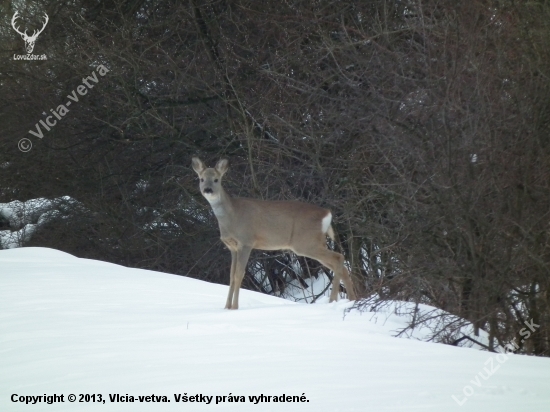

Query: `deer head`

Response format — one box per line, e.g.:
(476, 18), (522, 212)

(11, 12), (49, 54)
(192, 157), (228, 203)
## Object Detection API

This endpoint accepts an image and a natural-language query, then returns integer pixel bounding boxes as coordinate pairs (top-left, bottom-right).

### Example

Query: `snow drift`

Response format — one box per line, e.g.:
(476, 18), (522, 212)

(1, 247), (549, 411)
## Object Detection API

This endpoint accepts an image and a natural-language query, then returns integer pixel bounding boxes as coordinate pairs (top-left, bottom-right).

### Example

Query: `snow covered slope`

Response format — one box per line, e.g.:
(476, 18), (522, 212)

(1, 248), (549, 411)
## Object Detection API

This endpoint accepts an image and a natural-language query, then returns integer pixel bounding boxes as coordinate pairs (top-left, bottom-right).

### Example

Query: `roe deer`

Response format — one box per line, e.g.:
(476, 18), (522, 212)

(192, 157), (356, 309)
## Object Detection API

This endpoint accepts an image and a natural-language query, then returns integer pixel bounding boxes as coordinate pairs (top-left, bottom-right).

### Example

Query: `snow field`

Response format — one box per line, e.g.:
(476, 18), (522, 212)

(1, 247), (549, 411)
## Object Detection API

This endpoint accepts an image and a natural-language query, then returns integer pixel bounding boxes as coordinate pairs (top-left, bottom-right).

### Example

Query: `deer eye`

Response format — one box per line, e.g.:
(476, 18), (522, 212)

(214, 179), (218, 183)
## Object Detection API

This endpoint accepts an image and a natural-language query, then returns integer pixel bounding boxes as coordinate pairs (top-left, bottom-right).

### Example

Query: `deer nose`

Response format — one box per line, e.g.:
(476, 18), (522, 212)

(204, 188), (213, 194)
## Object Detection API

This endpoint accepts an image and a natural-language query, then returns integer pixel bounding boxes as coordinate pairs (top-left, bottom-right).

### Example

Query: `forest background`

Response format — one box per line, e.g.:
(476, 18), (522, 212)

(1, 0), (548, 356)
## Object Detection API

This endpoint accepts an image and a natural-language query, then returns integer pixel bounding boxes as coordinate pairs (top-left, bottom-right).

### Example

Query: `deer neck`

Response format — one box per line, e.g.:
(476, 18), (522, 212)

(206, 188), (234, 220)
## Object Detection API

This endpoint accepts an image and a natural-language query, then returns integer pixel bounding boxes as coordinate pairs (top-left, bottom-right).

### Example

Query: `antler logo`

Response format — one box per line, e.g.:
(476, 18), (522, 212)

(11, 12), (49, 54)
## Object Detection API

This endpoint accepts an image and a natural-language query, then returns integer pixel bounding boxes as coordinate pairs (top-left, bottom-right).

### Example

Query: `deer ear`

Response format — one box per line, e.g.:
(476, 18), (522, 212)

(191, 157), (205, 175)
(215, 159), (229, 176)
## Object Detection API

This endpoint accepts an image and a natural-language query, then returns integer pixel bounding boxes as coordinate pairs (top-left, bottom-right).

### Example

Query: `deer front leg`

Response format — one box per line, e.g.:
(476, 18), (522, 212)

(230, 246), (252, 310)
(225, 250), (237, 309)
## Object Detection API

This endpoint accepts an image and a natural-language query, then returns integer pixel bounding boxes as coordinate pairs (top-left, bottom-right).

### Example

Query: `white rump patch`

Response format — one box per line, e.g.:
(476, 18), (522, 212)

(321, 212), (332, 234)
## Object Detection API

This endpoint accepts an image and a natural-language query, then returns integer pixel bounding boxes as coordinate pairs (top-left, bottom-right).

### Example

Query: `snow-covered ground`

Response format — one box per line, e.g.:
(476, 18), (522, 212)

(1, 247), (549, 411)
(0, 197), (79, 249)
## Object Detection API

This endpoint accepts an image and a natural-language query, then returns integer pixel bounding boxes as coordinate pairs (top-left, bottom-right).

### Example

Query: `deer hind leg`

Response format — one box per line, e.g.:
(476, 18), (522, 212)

(333, 263), (356, 301)
(293, 242), (356, 302)
(322, 250), (355, 302)
(225, 250), (238, 309)
(230, 245), (252, 310)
